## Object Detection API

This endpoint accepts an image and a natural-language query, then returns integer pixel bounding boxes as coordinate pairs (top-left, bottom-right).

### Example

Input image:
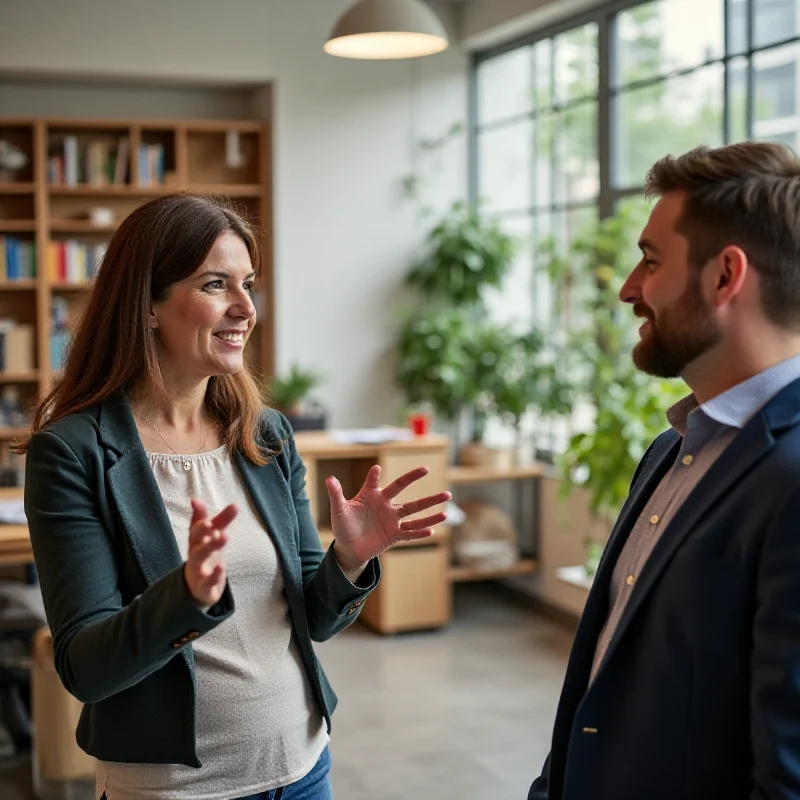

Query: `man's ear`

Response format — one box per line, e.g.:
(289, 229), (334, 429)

(711, 245), (748, 307)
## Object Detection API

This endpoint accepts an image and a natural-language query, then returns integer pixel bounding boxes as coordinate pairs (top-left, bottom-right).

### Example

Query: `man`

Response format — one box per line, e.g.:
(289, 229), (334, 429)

(530, 141), (800, 800)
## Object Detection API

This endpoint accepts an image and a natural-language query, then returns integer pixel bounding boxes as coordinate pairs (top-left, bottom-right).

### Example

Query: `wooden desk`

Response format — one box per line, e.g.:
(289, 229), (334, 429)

(0, 486), (32, 566)
(294, 429), (451, 634)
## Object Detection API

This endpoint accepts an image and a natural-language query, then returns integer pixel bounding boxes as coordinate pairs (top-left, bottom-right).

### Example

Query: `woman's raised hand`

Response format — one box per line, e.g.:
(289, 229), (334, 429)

(184, 498), (238, 607)
(325, 465), (451, 573)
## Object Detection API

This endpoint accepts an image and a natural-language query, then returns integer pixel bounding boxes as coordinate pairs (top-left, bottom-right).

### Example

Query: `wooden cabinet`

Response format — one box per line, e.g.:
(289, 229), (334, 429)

(294, 431), (451, 634)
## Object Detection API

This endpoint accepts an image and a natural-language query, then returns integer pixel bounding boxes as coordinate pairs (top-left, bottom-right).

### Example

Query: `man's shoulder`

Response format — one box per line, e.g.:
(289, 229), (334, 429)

(643, 429), (681, 467)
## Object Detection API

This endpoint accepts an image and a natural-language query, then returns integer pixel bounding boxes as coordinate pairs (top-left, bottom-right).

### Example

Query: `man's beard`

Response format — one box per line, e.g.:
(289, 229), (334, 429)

(631, 276), (722, 378)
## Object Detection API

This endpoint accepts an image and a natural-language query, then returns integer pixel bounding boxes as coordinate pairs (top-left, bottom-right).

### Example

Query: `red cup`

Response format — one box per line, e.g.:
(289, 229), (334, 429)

(409, 412), (430, 437)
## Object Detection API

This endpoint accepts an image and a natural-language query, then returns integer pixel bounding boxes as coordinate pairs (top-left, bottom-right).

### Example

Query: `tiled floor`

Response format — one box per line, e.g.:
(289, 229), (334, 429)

(0, 585), (573, 799)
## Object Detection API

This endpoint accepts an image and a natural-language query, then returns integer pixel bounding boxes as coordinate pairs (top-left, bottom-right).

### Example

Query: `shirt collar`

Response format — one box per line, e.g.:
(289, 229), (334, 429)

(666, 353), (800, 434)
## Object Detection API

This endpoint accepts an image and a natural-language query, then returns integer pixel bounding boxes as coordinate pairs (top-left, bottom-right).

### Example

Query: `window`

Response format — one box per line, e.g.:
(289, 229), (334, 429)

(474, 24), (599, 336)
(472, 0), (800, 336)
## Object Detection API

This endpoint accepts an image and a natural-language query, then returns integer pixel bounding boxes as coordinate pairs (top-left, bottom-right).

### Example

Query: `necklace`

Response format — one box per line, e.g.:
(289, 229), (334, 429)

(135, 411), (206, 472)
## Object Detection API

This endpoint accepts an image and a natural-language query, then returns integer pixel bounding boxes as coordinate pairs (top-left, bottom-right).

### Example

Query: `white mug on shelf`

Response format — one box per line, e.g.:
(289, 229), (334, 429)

(89, 207), (114, 226)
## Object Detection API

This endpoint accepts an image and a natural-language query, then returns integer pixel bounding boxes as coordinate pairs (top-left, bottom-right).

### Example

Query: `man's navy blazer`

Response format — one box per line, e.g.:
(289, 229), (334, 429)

(530, 376), (800, 800)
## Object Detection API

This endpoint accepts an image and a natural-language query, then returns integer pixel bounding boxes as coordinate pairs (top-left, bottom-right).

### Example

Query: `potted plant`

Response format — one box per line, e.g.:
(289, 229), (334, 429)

(396, 305), (475, 453)
(404, 201), (517, 306)
(457, 319), (517, 467)
(266, 363), (326, 431)
(395, 201), (519, 460)
(490, 332), (574, 465)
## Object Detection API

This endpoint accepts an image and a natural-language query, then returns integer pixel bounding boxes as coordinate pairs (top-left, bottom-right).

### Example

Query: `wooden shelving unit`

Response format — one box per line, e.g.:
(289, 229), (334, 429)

(0, 281), (36, 291)
(0, 183), (35, 195)
(449, 557), (537, 583)
(295, 431), (452, 635)
(447, 463), (546, 485)
(0, 115), (275, 465)
(48, 220), (119, 233)
(0, 221), (36, 232)
(446, 460), (547, 584)
(0, 371), (38, 384)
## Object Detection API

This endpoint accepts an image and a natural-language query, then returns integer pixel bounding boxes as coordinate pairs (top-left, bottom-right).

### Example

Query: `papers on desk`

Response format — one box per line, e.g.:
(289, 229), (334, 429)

(330, 428), (413, 445)
(0, 499), (26, 524)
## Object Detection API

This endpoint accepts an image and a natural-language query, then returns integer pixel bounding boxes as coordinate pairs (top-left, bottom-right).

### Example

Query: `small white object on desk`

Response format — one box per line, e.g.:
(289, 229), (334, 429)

(556, 564), (593, 591)
(330, 428), (412, 445)
(0, 498), (26, 524)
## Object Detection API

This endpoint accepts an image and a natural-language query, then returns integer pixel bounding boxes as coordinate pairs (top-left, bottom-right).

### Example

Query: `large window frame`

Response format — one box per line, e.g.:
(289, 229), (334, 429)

(470, 0), (800, 220)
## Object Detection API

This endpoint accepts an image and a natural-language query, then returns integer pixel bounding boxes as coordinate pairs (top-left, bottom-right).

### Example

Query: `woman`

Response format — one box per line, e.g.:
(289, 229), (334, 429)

(21, 194), (450, 800)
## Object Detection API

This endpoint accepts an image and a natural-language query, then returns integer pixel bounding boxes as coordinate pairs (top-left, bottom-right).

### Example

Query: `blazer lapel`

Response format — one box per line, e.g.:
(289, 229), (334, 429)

(572, 432), (680, 664)
(98, 394), (302, 593)
(234, 451), (300, 580)
(596, 410), (776, 679)
(99, 392), (182, 585)
(593, 432), (681, 593)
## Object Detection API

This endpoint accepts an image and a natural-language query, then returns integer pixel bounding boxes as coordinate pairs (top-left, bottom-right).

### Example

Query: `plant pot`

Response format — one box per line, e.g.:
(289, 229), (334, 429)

(513, 439), (536, 466)
(534, 447), (555, 465)
(458, 441), (513, 471)
(281, 410), (327, 432)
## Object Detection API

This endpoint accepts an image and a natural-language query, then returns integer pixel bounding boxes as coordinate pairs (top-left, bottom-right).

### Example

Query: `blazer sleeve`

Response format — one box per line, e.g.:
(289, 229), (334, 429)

(24, 429), (234, 705)
(528, 753), (550, 800)
(274, 413), (380, 642)
(750, 483), (800, 798)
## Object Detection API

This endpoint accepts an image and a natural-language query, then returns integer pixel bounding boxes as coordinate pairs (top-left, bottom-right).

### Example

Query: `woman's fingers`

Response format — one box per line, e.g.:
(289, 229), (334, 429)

(325, 476), (348, 517)
(189, 529), (228, 564)
(190, 498), (209, 524)
(395, 492), (452, 518)
(400, 512), (448, 532)
(211, 503), (238, 531)
(381, 467), (429, 500)
(188, 503), (238, 548)
(400, 527), (435, 541)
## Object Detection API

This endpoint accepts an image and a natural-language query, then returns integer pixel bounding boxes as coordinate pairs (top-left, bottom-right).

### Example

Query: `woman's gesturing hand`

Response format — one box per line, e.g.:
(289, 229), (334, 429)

(325, 465), (451, 577)
(184, 498), (238, 607)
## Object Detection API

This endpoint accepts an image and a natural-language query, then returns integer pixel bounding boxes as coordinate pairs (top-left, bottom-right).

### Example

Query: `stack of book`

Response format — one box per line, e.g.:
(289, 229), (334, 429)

(0, 238), (36, 281)
(0, 321), (35, 372)
(49, 136), (129, 186)
(47, 241), (106, 283)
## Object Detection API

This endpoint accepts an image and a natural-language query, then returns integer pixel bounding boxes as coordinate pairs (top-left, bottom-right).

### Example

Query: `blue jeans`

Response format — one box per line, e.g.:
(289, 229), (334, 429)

(234, 746), (333, 800)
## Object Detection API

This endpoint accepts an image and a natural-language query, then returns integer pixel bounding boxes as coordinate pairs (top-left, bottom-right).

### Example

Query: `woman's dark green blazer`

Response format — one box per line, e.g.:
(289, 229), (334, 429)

(23, 390), (379, 767)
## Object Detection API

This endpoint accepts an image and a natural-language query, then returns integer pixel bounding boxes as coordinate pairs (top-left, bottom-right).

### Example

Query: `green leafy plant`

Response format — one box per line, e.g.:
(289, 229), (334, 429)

(267, 364), (323, 413)
(395, 201), (520, 449)
(395, 306), (476, 423)
(405, 201), (518, 307)
(463, 321), (519, 442)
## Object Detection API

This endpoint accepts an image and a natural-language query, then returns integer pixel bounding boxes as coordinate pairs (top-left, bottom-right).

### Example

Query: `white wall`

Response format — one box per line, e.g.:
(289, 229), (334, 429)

(461, 0), (603, 50)
(0, 0), (468, 427)
(0, 80), (256, 119)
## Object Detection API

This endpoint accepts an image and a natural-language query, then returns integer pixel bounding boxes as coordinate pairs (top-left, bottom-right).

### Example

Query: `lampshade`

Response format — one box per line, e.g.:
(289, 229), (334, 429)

(324, 0), (449, 60)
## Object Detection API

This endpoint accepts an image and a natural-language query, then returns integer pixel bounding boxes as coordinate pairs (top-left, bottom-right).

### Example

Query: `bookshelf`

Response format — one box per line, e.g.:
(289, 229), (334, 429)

(0, 116), (274, 474)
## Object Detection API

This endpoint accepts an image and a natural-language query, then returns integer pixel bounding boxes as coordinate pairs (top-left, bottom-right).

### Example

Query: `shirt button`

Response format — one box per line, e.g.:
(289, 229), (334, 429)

(626, 575), (635, 586)
(682, 455), (694, 466)
(650, 514), (660, 524)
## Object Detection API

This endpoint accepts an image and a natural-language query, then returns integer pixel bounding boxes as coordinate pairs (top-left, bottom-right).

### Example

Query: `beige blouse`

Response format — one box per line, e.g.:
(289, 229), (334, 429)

(96, 445), (328, 800)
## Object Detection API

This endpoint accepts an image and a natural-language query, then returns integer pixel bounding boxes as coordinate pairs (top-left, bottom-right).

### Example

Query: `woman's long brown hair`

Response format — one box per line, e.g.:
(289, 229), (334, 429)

(17, 194), (271, 464)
